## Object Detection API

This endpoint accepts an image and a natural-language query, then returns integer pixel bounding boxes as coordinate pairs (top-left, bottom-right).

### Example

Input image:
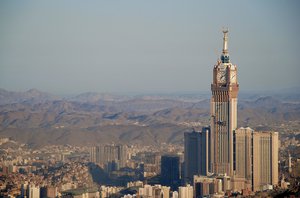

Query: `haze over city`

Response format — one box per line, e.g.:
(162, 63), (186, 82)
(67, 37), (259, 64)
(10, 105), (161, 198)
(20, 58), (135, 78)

(1, 1), (300, 94)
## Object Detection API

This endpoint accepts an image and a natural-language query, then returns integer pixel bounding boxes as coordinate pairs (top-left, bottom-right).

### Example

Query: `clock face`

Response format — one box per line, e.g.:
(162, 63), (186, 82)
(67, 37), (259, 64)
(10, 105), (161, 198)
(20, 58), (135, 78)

(230, 71), (236, 83)
(217, 70), (226, 83)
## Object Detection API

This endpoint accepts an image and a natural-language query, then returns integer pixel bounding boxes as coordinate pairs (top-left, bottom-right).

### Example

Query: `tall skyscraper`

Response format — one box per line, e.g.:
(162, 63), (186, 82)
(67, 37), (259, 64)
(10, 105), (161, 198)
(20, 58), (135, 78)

(252, 131), (279, 191)
(184, 29), (280, 195)
(210, 29), (239, 176)
(184, 128), (209, 184)
(233, 128), (279, 191)
(161, 155), (180, 190)
(232, 127), (253, 191)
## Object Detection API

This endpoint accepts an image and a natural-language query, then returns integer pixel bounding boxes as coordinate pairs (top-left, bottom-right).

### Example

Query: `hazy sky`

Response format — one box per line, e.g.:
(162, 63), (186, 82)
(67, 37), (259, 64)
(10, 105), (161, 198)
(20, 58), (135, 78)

(0, 1), (299, 94)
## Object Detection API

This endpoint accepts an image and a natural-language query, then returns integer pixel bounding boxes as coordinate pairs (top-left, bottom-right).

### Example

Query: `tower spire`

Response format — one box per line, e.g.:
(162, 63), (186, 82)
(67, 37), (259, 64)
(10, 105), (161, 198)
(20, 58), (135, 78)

(221, 28), (230, 63)
(222, 28), (229, 55)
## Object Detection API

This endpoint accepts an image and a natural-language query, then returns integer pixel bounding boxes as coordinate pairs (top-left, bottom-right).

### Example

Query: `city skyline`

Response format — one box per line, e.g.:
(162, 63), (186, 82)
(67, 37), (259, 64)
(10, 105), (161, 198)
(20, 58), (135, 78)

(1, 1), (300, 94)
(0, 15), (299, 196)
(181, 30), (280, 193)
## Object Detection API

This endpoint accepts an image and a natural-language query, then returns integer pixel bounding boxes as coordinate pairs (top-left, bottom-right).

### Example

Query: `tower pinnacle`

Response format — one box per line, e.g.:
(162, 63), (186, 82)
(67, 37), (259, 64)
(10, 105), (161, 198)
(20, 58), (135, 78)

(221, 28), (230, 63)
(222, 28), (229, 54)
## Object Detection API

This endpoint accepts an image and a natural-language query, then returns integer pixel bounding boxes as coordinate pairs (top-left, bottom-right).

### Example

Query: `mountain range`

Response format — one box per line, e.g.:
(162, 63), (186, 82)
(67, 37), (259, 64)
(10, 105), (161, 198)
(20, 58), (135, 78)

(0, 88), (299, 148)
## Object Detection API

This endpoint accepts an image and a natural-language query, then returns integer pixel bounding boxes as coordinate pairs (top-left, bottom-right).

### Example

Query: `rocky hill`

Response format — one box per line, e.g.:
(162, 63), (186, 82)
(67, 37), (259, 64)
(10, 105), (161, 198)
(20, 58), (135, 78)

(0, 89), (299, 148)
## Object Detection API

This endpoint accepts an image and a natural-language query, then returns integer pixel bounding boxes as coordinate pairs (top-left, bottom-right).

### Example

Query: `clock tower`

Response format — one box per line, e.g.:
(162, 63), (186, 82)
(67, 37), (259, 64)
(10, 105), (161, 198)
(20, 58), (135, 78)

(210, 29), (239, 176)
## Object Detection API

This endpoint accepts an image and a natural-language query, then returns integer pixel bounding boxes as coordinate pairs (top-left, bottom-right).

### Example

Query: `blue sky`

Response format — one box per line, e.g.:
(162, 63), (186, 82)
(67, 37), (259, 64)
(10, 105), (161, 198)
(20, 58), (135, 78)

(0, 1), (299, 94)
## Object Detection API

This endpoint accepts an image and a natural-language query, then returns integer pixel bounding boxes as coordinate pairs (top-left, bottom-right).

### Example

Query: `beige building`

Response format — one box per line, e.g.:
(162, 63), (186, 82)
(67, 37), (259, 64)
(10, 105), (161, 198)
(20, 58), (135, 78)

(253, 131), (279, 191)
(210, 29), (239, 176)
(178, 184), (193, 198)
(205, 30), (279, 194)
(233, 128), (279, 192)
(138, 184), (170, 198)
(232, 127), (253, 191)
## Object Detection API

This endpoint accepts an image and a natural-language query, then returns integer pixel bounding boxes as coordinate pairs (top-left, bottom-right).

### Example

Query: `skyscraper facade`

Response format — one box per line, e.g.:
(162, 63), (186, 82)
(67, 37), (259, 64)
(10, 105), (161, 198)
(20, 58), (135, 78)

(89, 144), (128, 168)
(161, 155), (180, 190)
(252, 131), (279, 191)
(232, 127), (279, 192)
(210, 29), (239, 176)
(232, 127), (253, 191)
(207, 30), (278, 193)
(89, 146), (100, 163)
(184, 128), (209, 184)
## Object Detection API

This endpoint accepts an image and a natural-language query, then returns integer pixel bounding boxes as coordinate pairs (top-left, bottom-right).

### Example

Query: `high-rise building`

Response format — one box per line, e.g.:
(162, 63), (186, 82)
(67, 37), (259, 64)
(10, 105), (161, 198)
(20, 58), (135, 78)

(232, 127), (253, 191)
(184, 128), (209, 184)
(232, 128), (279, 192)
(210, 29), (239, 176)
(89, 146), (99, 163)
(89, 144), (128, 168)
(161, 155), (180, 190)
(116, 144), (128, 167)
(185, 30), (280, 195)
(252, 131), (279, 191)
